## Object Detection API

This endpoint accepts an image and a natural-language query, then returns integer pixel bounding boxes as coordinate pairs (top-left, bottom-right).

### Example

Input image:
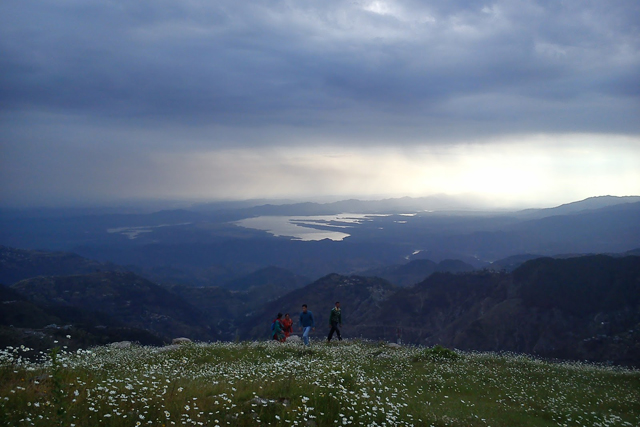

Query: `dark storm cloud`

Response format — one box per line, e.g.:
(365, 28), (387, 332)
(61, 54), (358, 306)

(1, 1), (639, 207)
(1, 0), (638, 138)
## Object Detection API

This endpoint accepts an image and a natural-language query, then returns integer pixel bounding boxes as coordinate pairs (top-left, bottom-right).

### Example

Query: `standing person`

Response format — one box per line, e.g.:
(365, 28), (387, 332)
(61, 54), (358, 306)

(327, 301), (342, 342)
(282, 313), (294, 338)
(298, 304), (315, 346)
(271, 313), (285, 342)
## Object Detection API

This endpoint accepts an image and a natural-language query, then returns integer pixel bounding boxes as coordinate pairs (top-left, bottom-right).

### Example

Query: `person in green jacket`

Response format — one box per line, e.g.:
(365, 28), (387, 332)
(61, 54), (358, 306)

(271, 313), (285, 342)
(327, 301), (342, 342)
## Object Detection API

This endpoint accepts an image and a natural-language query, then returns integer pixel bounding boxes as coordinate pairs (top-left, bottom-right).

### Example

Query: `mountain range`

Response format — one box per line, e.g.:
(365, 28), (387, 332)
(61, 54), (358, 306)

(237, 255), (640, 365)
(2, 195), (638, 286)
(2, 245), (639, 365)
(0, 195), (639, 365)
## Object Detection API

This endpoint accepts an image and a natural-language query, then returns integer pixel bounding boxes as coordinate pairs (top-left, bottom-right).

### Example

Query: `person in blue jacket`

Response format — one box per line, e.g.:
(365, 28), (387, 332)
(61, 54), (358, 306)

(298, 304), (315, 346)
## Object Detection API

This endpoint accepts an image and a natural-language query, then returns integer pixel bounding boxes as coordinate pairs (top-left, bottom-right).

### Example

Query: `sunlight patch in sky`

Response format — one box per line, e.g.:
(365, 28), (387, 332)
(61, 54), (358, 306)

(137, 134), (639, 208)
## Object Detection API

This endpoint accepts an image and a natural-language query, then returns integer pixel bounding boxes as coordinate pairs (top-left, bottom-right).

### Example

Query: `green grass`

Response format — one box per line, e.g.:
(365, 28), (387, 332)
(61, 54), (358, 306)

(1, 340), (638, 426)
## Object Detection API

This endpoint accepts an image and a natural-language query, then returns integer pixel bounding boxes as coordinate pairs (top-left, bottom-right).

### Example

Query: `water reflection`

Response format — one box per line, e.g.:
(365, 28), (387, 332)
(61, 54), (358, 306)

(234, 213), (378, 241)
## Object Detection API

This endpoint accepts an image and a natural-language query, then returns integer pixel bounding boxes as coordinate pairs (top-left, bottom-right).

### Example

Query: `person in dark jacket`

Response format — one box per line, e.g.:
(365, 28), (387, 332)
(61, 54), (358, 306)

(299, 304), (315, 346)
(327, 301), (342, 342)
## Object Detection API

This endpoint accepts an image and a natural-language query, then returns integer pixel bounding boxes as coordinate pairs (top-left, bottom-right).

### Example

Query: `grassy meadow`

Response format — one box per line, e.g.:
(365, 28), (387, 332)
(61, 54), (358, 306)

(1, 339), (638, 427)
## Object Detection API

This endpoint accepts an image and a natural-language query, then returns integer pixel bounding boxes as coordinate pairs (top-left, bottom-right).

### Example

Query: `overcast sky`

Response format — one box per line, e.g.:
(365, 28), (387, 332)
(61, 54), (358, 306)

(1, 0), (639, 208)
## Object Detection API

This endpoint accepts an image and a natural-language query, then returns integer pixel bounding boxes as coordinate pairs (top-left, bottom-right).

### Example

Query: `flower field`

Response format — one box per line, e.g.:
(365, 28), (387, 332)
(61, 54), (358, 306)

(1, 340), (638, 426)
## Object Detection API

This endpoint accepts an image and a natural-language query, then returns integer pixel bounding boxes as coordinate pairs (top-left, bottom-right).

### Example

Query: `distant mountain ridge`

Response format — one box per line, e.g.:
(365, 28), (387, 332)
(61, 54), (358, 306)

(506, 201), (640, 255)
(237, 195), (640, 218)
(361, 258), (476, 286)
(516, 195), (640, 219)
(2, 195), (639, 285)
(223, 195), (489, 217)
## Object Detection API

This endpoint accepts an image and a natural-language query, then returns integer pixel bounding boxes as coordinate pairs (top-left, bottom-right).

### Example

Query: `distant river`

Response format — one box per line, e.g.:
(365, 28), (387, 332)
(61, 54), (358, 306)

(234, 213), (376, 241)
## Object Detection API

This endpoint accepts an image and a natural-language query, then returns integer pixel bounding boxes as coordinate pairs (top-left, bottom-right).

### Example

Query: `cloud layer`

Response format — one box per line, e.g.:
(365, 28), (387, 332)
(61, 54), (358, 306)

(1, 0), (639, 206)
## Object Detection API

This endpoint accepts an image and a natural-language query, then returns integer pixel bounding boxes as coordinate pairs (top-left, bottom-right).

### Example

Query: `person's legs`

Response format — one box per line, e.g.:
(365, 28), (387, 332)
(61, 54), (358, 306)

(303, 326), (311, 346)
(335, 325), (342, 341)
(328, 324), (336, 341)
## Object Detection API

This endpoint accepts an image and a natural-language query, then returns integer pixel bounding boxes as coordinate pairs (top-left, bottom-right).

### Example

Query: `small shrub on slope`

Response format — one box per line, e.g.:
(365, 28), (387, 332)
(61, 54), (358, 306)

(412, 344), (460, 362)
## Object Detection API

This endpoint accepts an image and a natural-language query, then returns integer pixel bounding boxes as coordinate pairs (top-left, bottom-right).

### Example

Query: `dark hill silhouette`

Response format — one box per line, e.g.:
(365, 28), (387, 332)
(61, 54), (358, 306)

(1, 284), (59, 328)
(362, 255), (640, 365)
(370, 270), (509, 344)
(436, 259), (476, 273)
(168, 284), (250, 341)
(514, 255), (640, 316)
(224, 265), (310, 293)
(11, 271), (216, 342)
(361, 259), (438, 286)
(157, 266), (309, 340)
(238, 274), (397, 341)
(489, 253), (543, 272)
(0, 283), (164, 352)
(0, 245), (123, 285)
(235, 254), (640, 365)
(361, 258), (475, 286)
(169, 267), (310, 340)
(1, 242), (639, 365)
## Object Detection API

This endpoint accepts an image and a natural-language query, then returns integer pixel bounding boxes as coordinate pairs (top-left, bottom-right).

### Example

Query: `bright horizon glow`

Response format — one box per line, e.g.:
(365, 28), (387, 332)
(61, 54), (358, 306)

(2, 133), (638, 210)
